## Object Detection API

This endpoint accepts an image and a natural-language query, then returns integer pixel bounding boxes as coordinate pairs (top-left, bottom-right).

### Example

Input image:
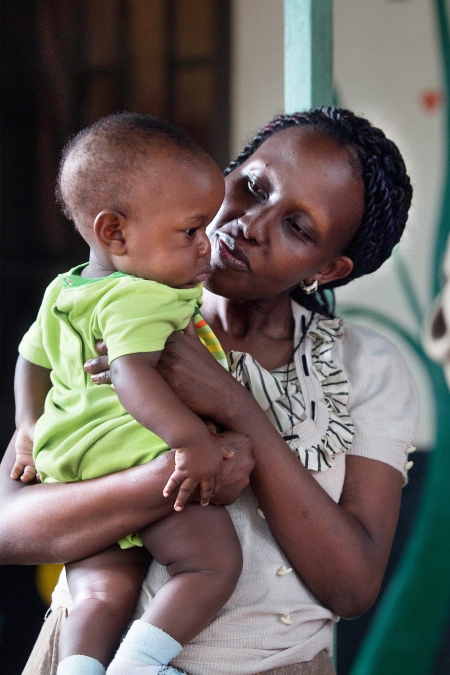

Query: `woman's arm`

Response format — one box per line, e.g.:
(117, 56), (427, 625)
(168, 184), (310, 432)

(0, 430), (253, 565)
(155, 331), (405, 619)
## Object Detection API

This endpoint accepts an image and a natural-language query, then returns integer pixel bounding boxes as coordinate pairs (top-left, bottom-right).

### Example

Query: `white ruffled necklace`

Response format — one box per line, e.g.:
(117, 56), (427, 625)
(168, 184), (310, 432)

(227, 302), (354, 472)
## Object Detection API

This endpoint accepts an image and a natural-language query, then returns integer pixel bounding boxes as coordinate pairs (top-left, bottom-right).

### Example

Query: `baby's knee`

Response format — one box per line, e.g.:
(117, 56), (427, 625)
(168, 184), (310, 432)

(66, 553), (147, 614)
(70, 575), (141, 618)
(169, 515), (242, 584)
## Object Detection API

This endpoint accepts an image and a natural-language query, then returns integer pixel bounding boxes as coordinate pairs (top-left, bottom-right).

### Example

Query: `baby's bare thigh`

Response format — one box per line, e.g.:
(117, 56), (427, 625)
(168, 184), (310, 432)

(139, 503), (242, 573)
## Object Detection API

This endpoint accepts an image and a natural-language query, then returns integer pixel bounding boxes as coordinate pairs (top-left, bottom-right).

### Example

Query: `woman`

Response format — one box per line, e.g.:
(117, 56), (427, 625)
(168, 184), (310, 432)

(0, 107), (419, 675)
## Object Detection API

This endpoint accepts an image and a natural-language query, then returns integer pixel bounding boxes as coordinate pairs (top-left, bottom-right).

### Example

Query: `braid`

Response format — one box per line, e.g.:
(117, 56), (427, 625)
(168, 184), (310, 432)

(225, 107), (413, 317)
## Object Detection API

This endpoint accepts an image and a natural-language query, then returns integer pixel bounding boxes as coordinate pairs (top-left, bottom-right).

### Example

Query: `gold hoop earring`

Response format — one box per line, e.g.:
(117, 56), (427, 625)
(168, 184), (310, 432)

(299, 279), (319, 295)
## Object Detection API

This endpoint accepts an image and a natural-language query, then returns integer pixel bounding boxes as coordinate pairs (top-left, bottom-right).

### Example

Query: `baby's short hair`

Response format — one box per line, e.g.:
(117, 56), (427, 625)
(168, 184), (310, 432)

(57, 112), (207, 232)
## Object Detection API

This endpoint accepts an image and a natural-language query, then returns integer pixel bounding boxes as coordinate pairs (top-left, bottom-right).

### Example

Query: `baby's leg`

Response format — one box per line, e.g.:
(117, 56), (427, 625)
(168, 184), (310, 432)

(58, 545), (149, 673)
(107, 504), (242, 673)
(141, 503), (242, 643)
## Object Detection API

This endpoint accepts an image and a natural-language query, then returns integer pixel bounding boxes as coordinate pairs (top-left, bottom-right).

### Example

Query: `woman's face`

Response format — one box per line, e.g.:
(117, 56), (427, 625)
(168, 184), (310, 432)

(206, 126), (365, 302)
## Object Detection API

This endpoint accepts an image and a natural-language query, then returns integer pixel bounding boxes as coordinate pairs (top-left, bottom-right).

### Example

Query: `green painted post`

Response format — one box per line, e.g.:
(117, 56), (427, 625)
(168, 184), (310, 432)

(283, 0), (334, 665)
(284, 0), (333, 113)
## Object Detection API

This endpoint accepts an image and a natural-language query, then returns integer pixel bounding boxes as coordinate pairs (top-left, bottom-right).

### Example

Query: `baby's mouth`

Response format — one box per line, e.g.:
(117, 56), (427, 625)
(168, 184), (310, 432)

(216, 232), (250, 271)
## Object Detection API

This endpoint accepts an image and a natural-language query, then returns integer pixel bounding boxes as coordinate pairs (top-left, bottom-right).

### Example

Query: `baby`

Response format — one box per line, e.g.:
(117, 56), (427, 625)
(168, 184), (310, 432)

(12, 113), (242, 675)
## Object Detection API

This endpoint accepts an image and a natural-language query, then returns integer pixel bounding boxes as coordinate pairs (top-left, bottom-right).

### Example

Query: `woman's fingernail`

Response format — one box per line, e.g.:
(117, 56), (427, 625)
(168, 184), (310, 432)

(84, 362), (91, 372)
(91, 375), (99, 383)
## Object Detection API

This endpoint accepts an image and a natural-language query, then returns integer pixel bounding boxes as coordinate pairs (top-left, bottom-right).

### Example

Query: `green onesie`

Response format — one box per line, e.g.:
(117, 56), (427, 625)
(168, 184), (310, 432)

(19, 264), (206, 545)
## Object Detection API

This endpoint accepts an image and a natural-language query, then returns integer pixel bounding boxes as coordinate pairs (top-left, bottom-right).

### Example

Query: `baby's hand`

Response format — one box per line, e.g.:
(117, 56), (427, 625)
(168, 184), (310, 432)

(163, 435), (234, 511)
(10, 422), (39, 483)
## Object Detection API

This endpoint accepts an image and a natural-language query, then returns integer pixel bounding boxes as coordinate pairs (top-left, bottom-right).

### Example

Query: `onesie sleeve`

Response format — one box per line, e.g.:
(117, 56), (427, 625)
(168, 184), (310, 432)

(95, 278), (197, 363)
(333, 323), (420, 481)
(18, 277), (61, 369)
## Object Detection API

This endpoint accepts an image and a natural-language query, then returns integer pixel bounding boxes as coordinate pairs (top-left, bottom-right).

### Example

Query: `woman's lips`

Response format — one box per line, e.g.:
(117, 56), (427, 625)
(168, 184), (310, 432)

(215, 233), (250, 271)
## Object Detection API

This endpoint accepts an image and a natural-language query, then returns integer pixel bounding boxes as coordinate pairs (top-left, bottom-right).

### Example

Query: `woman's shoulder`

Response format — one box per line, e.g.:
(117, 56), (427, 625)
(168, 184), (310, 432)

(333, 317), (418, 406)
(333, 318), (419, 478)
(336, 319), (414, 388)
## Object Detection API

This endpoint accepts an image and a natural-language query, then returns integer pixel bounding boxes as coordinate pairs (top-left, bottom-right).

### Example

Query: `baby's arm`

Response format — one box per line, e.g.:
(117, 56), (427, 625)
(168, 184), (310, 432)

(110, 351), (233, 511)
(11, 355), (52, 483)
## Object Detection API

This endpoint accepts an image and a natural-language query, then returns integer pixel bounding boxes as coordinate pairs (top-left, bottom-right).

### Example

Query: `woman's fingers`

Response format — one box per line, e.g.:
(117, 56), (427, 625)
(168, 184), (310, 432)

(199, 479), (215, 506)
(95, 340), (108, 355)
(182, 317), (198, 337)
(157, 332), (234, 417)
(84, 355), (110, 375)
(84, 342), (111, 384)
(90, 369), (112, 385)
(211, 432), (254, 505)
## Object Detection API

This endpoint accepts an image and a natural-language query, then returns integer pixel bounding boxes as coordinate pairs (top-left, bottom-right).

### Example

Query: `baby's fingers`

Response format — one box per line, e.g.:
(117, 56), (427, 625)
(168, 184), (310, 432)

(21, 465), (38, 483)
(10, 461), (37, 483)
(163, 471), (181, 498)
(174, 478), (197, 511)
(10, 461), (25, 481)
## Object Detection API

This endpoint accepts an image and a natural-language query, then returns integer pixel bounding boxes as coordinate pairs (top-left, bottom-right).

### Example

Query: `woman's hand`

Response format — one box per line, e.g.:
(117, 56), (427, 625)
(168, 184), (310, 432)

(84, 341), (111, 384)
(157, 331), (251, 422)
(211, 430), (254, 504)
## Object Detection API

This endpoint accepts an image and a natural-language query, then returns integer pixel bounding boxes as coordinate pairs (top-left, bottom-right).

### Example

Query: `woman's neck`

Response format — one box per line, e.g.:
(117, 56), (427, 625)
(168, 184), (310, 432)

(201, 289), (296, 370)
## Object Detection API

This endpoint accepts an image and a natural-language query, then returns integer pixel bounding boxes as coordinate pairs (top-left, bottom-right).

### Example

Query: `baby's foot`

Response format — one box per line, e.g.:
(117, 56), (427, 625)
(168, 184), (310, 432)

(57, 655), (105, 675)
(107, 664), (185, 675)
(106, 620), (183, 675)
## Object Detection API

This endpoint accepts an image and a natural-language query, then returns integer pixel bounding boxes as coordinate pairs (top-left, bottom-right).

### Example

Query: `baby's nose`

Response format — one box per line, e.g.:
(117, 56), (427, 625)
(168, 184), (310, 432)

(198, 232), (211, 257)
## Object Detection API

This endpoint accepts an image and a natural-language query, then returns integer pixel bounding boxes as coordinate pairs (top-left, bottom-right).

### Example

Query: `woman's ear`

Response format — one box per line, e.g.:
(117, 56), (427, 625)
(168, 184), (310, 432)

(307, 255), (354, 288)
(93, 211), (127, 256)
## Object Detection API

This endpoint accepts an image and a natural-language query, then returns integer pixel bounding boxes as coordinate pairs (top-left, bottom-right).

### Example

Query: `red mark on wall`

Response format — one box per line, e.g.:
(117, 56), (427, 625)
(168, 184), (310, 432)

(420, 89), (444, 113)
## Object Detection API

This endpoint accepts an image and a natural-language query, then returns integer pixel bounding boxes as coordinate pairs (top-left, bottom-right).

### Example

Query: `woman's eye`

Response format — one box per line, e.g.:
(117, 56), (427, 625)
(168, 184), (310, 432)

(185, 227), (198, 238)
(248, 178), (266, 199)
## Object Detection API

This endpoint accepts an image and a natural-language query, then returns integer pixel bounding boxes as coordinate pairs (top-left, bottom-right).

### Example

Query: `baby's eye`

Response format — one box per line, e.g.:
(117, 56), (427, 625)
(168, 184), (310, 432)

(286, 217), (308, 238)
(287, 218), (301, 232)
(185, 227), (198, 238)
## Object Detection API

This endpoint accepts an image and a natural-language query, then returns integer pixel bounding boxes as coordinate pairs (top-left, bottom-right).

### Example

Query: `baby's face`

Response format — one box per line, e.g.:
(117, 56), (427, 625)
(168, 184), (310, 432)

(118, 155), (225, 288)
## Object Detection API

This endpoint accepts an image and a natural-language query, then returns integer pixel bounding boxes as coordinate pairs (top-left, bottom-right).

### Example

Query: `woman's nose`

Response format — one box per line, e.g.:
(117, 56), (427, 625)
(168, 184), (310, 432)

(239, 211), (269, 243)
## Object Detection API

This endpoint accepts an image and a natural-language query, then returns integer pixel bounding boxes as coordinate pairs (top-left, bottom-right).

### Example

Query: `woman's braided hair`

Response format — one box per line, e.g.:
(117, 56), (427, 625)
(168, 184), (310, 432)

(225, 107), (413, 317)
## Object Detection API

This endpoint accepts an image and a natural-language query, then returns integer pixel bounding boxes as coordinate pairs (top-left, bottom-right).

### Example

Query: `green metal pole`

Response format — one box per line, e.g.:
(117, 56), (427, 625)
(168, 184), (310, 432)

(283, 0), (335, 665)
(284, 0), (333, 113)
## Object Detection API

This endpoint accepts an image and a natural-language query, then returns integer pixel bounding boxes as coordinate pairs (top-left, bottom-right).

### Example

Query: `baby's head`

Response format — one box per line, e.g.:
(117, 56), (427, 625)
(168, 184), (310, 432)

(57, 112), (225, 287)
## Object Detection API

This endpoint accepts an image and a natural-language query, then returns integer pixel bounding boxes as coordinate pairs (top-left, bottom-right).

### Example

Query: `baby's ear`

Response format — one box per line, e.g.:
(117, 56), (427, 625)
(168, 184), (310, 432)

(93, 211), (127, 255)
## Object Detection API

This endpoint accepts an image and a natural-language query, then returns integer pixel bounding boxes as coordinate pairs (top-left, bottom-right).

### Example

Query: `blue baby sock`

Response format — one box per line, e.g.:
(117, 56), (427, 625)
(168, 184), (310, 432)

(106, 620), (182, 675)
(57, 654), (106, 675)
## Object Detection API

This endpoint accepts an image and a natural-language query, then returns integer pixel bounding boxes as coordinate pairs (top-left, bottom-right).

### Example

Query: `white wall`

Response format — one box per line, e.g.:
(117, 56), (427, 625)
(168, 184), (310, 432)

(230, 0), (444, 447)
(230, 0), (284, 158)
